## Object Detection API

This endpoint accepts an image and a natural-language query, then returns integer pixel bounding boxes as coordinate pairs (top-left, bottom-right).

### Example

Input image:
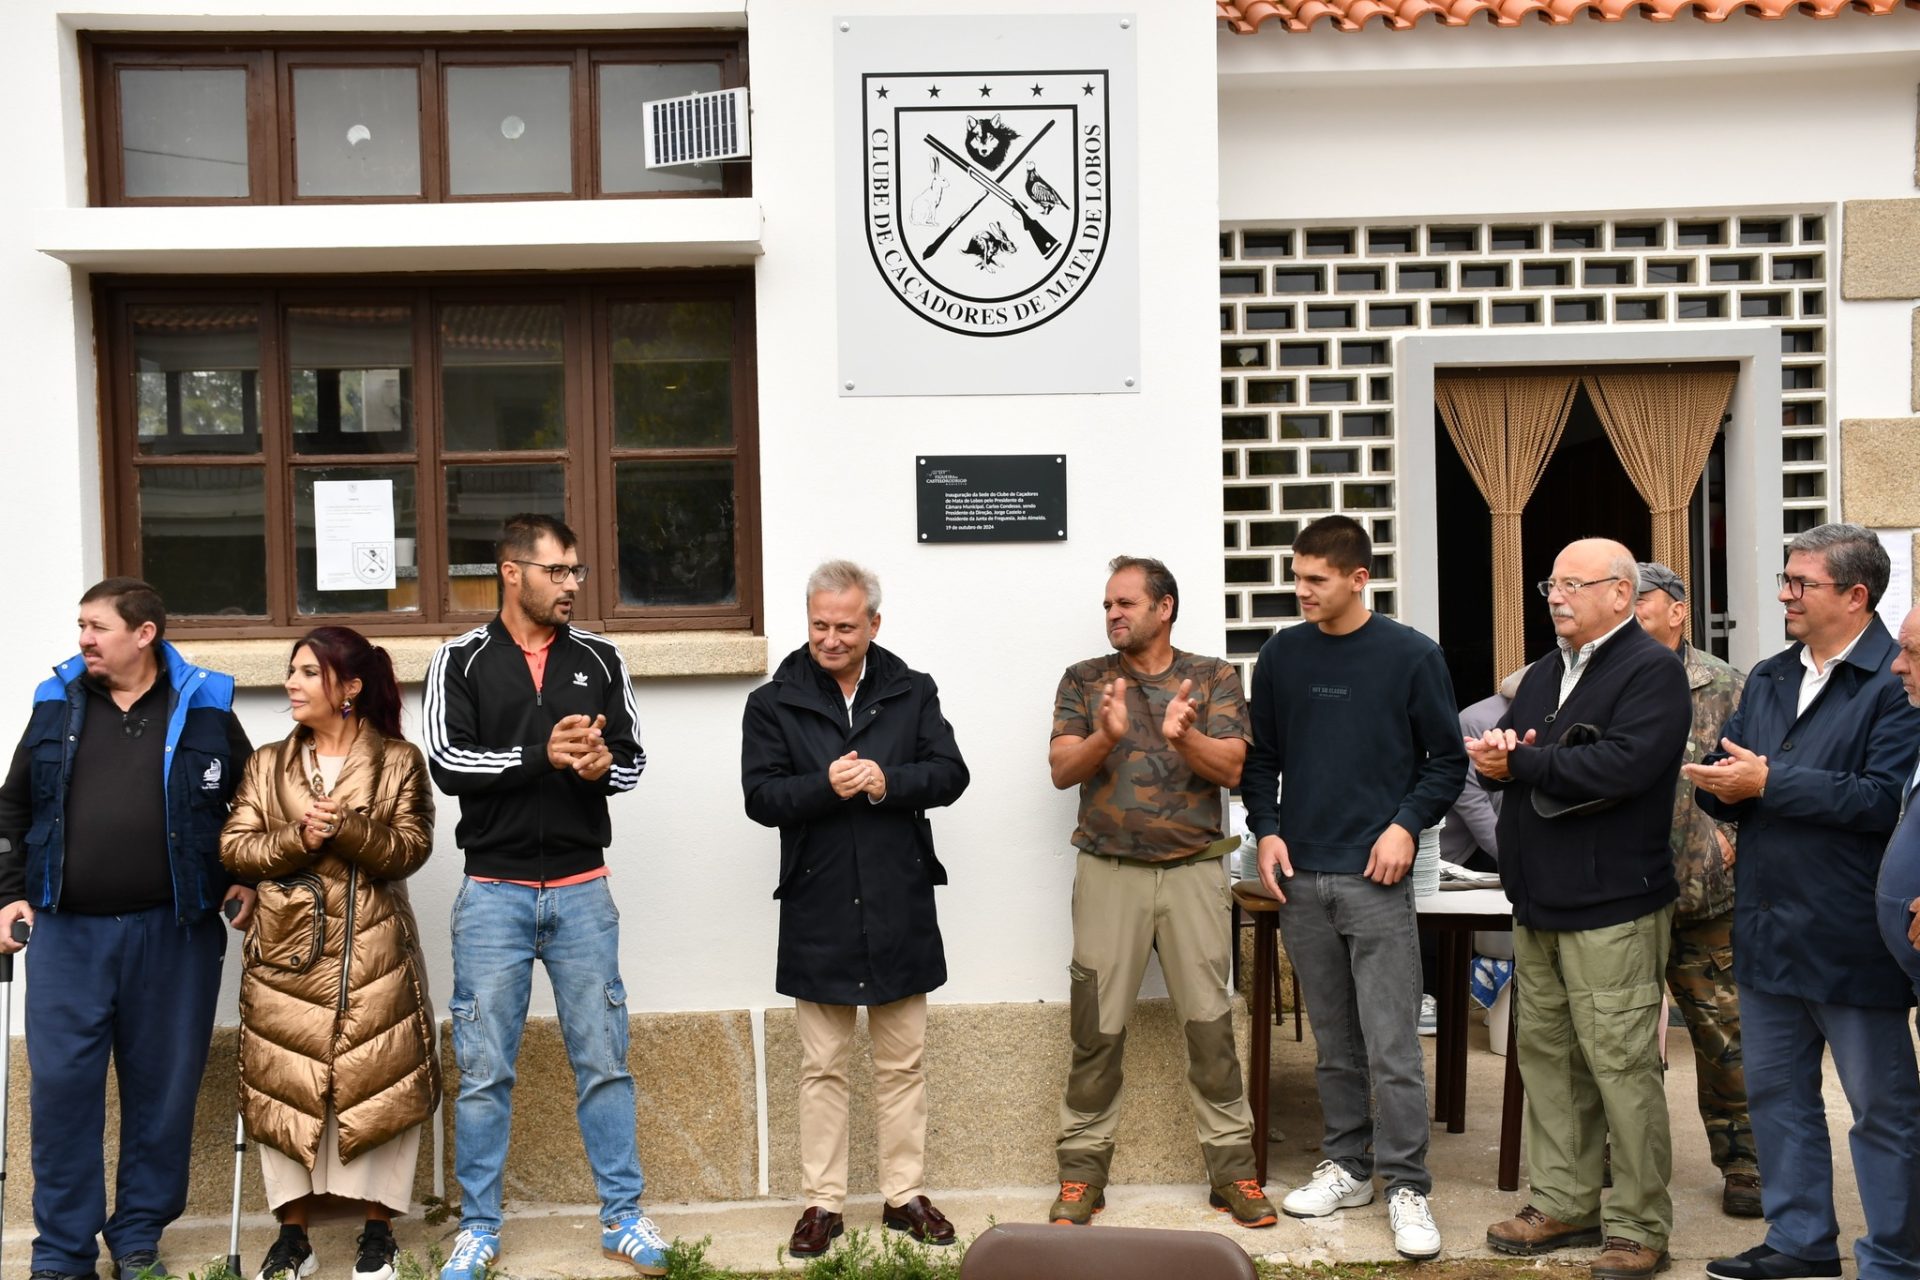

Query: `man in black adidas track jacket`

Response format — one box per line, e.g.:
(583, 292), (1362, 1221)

(421, 513), (666, 1276)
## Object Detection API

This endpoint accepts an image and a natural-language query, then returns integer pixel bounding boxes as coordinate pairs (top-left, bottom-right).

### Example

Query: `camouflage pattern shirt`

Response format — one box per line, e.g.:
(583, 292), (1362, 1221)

(1052, 650), (1251, 863)
(1672, 641), (1746, 921)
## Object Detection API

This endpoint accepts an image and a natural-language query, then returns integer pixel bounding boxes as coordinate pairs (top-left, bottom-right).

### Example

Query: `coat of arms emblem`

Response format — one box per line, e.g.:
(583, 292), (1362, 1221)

(862, 71), (1111, 338)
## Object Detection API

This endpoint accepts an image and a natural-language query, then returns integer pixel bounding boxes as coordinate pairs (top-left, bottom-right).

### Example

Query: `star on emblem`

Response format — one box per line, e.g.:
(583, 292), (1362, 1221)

(927, 84), (941, 99)
(875, 85), (889, 99)
(1082, 82), (1096, 96)
(978, 84), (993, 98)
(1030, 83), (1045, 97)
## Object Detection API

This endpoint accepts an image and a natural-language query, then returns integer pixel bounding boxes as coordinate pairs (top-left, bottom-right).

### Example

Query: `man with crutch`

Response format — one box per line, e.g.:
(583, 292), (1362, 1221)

(0, 578), (254, 1280)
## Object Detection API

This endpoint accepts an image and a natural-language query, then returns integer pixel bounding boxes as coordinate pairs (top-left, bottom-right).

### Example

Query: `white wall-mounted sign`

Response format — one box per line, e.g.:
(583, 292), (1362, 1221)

(313, 479), (396, 591)
(835, 13), (1139, 397)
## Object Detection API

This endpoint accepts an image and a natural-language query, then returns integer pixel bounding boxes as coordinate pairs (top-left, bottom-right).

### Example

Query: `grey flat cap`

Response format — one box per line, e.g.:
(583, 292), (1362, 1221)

(1636, 561), (1686, 602)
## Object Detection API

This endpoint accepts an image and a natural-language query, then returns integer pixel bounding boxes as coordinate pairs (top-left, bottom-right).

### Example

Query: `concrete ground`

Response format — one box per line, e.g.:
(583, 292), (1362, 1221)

(8, 1017), (1871, 1280)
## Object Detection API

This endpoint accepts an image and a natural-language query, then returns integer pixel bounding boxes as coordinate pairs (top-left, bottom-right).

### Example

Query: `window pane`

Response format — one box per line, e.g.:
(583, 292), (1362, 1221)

(610, 300), (733, 448)
(132, 304), (261, 456)
(138, 466), (266, 615)
(440, 304), (567, 451)
(598, 63), (724, 194)
(615, 460), (735, 606)
(445, 464), (565, 612)
(446, 65), (572, 195)
(289, 304), (415, 454)
(293, 67), (421, 198)
(119, 67), (250, 199)
(293, 467), (419, 615)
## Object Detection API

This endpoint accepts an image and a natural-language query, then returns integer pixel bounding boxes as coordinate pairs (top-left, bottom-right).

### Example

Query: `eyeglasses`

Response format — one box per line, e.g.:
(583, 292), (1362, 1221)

(1535, 576), (1621, 598)
(121, 713), (148, 739)
(509, 560), (590, 585)
(1776, 573), (1852, 599)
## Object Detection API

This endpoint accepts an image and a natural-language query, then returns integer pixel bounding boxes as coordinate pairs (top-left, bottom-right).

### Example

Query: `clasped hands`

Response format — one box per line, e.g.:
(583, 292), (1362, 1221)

(1680, 738), (1768, 804)
(1463, 727), (1537, 782)
(547, 713), (615, 782)
(829, 750), (887, 801)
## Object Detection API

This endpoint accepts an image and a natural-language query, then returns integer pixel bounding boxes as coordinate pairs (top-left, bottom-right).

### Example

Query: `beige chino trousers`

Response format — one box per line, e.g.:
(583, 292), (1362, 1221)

(796, 993), (929, 1211)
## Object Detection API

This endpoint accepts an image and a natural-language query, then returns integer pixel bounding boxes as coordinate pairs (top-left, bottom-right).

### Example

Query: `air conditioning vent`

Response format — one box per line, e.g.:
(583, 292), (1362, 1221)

(643, 86), (750, 168)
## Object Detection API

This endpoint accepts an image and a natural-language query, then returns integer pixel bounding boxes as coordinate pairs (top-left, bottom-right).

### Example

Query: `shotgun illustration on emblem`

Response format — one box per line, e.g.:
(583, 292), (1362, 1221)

(923, 133), (1062, 259)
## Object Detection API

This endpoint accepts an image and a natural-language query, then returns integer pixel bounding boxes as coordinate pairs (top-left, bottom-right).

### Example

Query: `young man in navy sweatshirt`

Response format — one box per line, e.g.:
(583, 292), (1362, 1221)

(1242, 515), (1465, 1260)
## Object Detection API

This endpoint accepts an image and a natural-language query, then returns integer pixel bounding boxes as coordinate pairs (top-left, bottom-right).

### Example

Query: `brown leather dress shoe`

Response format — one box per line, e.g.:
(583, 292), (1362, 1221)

(1486, 1204), (1604, 1256)
(882, 1195), (957, 1246)
(787, 1207), (844, 1257)
(1591, 1236), (1672, 1279)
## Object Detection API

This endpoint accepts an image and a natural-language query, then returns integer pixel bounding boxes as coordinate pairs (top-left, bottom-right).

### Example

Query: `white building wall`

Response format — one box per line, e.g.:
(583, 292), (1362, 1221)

(0, 0), (1223, 1025)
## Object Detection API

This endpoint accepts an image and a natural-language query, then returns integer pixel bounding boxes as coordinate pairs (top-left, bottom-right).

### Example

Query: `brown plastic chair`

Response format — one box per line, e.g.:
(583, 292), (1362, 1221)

(958, 1223), (1257, 1280)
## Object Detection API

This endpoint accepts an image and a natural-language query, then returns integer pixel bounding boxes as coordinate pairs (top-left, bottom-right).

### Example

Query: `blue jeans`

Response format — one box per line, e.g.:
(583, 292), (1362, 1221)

(26, 906), (225, 1273)
(449, 877), (644, 1231)
(1740, 985), (1920, 1279)
(1274, 871), (1431, 1195)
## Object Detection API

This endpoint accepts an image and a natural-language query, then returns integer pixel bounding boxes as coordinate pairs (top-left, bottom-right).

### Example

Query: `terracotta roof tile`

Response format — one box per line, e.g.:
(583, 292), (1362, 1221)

(1220, 0), (1919, 32)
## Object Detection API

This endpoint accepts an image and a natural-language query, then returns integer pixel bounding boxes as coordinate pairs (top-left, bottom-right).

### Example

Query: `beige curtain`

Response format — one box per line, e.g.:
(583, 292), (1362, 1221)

(1435, 372), (1581, 684)
(1581, 368), (1736, 602)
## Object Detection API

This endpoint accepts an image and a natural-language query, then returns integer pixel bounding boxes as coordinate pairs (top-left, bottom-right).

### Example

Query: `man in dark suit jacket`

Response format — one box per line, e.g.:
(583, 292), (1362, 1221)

(1688, 524), (1920, 1280)
(1468, 538), (1691, 1280)
(741, 560), (969, 1259)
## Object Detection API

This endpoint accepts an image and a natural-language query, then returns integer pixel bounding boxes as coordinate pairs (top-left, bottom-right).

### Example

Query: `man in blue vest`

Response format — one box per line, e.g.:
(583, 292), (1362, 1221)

(1689, 525), (1920, 1280)
(0, 578), (254, 1280)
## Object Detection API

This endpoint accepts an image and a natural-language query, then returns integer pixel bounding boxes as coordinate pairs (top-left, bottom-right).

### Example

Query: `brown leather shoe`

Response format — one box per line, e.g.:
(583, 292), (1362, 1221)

(882, 1195), (956, 1246)
(1722, 1172), (1763, 1219)
(1487, 1204), (1604, 1256)
(787, 1207), (844, 1257)
(1591, 1236), (1672, 1279)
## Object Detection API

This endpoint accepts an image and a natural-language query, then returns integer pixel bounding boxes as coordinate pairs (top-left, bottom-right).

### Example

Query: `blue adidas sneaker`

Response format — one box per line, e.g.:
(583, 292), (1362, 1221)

(438, 1228), (499, 1280)
(602, 1215), (670, 1277)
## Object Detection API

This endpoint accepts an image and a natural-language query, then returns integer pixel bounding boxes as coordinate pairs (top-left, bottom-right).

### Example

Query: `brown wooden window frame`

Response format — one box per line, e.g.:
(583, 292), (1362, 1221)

(96, 271), (762, 639)
(85, 32), (751, 207)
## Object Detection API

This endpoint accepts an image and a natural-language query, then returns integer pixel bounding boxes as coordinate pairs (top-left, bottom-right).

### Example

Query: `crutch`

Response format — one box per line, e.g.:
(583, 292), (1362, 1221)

(223, 898), (245, 1280)
(2, 916), (32, 1280)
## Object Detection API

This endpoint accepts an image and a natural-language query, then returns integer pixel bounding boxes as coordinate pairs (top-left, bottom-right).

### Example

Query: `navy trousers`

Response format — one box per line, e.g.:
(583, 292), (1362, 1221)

(1740, 985), (1920, 1279)
(26, 906), (225, 1274)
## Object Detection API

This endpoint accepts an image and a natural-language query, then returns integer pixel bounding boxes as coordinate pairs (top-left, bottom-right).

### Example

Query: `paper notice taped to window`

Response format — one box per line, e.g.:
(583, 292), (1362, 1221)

(314, 479), (397, 591)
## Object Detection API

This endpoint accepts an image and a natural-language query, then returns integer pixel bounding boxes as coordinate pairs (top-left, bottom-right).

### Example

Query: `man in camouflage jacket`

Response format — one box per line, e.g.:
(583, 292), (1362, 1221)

(1634, 562), (1759, 1218)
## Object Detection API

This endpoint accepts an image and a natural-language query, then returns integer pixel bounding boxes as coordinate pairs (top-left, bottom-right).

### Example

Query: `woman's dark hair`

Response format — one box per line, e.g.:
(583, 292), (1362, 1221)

(291, 626), (405, 741)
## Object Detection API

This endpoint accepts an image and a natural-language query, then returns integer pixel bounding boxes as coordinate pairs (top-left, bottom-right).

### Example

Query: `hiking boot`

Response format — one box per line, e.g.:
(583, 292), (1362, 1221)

(1208, 1179), (1277, 1228)
(1705, 1244), (1842, 1279)
(1388, 1187), (1442, 1260)
(602, 1215), (669, 1276)
(1721, 1172), (1763, 1219)
(353, 1222), (397, 1280)
(113, 1251), (169, 1280)
(255, 1226), (317, 1280)
(438, 1228), (500, 1280)
(1592, 1237), (1672, 1279)
(1049, 1180), (1105, 1225)
(1486, 1204), (1603, 1256)
(1282, 1160), (1374, 1218)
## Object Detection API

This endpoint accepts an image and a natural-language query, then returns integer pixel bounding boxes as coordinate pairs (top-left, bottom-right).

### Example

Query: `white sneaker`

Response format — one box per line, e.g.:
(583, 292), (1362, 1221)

(1281, 1160), (1375, 1218)
(1388, 1186), (1442, 1259)
(1417, 993), (1438, 1036)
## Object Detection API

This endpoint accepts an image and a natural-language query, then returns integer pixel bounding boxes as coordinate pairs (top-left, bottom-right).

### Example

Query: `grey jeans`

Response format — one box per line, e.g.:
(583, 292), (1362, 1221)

(1275, 870), (1432, 1194)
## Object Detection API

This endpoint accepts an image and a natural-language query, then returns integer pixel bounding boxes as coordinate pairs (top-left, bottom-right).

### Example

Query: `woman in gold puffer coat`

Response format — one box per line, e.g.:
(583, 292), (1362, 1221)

(220, 626), (438, 1280)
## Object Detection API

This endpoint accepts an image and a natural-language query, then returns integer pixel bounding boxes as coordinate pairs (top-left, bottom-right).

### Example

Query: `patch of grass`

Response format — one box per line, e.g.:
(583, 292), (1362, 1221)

(778, 1227), (965, 1280)
(662, 1235), (729, 1280)
(182, 1258), (240, 1280)
(420, 1195), (458, 1227)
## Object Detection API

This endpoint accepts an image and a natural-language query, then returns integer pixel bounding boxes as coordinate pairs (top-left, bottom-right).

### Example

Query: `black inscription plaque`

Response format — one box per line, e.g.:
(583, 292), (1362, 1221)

(917, 454), (1067, 544)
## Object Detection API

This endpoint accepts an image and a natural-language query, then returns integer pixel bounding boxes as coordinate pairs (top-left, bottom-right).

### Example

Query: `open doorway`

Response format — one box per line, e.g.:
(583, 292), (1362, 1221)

(1433, 374), (1727, 705)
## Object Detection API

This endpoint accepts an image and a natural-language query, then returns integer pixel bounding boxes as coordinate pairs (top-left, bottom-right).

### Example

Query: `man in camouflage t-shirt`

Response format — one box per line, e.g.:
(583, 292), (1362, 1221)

(1044, 556), (1274, 1229)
